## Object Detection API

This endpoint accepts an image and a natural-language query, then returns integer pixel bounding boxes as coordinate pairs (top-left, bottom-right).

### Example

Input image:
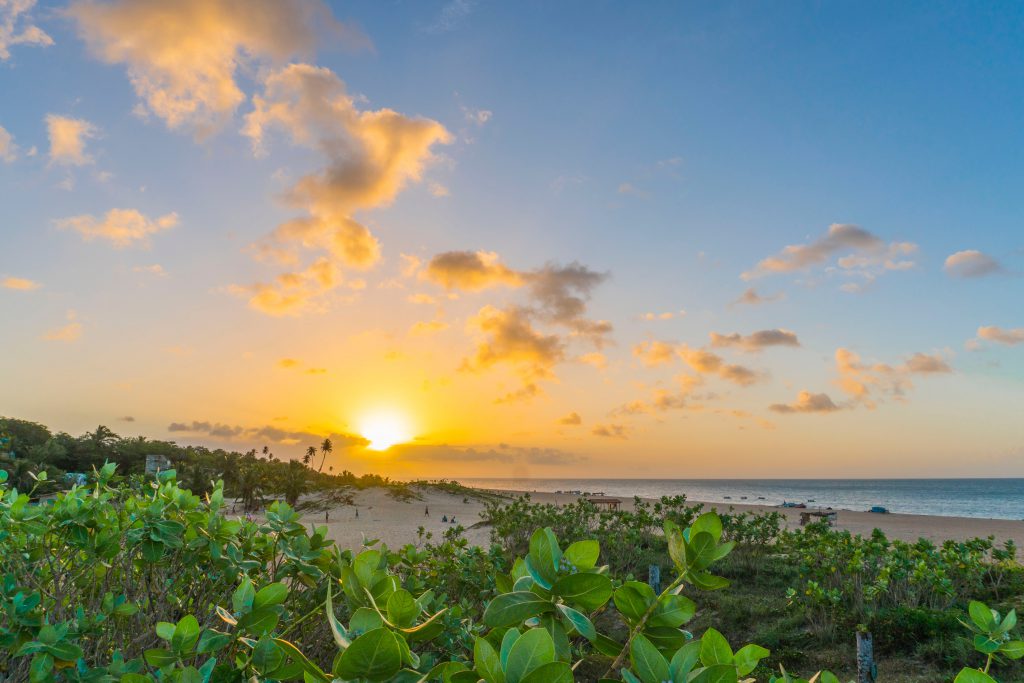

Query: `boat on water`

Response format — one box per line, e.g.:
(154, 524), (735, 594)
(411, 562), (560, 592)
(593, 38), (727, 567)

(869, 506), (890, 514)
(781, 501), (807, 509)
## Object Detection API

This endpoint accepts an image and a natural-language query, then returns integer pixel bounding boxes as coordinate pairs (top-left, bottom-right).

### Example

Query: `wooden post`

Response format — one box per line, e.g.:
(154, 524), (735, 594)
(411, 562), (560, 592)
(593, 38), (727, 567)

(648, 564), (661, 594)
(856, 630), (876, 682)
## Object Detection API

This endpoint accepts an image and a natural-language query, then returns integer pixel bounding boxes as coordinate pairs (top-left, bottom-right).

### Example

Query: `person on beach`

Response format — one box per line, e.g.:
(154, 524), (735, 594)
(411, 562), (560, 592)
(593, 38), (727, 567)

(325, 510), (329, 523)
(355, 508), (359, 518)
(450, 516), (456, 524)
(425, 506), (429, 516)
(442, 514), (447, 522)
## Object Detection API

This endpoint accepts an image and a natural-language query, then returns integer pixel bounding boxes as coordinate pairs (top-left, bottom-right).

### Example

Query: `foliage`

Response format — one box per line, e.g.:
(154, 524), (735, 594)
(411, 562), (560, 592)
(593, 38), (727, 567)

(953, 599), (1024, 682)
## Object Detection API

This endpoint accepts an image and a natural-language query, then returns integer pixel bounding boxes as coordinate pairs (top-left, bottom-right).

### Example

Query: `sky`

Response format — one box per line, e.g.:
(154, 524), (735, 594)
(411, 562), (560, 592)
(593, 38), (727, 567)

(1, 0), (1022, 479)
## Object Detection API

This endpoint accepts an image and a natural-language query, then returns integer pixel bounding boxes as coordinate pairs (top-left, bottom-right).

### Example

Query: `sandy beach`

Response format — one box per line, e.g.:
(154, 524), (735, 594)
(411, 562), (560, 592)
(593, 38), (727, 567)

(291, 486), (1024, 553)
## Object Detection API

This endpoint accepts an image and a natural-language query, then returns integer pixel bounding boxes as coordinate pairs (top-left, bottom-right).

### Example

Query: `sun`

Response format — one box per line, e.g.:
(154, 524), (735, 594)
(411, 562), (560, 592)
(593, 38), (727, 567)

(357, 411), (412, 451)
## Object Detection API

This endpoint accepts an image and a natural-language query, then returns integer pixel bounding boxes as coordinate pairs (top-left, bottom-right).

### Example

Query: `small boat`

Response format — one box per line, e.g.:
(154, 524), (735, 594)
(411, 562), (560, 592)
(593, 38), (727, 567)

(781, 501), (807, 509)
(757, 496), (766, 500)
(724, 496), (732, 500)
(869, 506), (890, 514)
(740, 496), (747, 500)
(807, 499), (816, 502)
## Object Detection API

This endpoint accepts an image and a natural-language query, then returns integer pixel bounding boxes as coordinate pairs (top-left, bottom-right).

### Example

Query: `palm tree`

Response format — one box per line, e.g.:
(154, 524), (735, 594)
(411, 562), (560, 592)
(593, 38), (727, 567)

(281, 461), (307, 506)
(303, 446), (315, 467)
(318, 438), (332, 473)
(237, 465), (263, 512)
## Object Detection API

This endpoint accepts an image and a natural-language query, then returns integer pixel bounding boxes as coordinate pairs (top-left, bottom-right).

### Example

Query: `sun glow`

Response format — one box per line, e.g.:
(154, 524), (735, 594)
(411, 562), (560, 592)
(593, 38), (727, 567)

(358, 411), (412, 451)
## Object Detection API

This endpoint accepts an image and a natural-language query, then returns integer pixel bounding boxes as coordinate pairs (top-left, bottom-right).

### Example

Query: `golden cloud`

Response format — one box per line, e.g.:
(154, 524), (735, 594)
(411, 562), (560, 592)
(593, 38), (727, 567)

(709, 328), (800, 352)
(55, 208), (178, 248)
(423, 250), (523, 290)
(1, 0), (53, 61)
(769, 391), (841, 414)
(2, 276), (40, 290)
(46, 114), (97, 166)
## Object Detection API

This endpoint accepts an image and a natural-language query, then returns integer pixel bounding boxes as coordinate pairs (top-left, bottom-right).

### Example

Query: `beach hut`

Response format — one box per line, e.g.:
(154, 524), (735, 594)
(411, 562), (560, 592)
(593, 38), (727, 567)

(587, 496), (622, 510)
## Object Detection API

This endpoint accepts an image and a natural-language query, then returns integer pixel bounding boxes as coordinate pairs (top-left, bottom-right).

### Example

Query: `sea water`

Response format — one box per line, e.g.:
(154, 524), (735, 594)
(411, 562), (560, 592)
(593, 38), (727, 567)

(458, 478), (1024, 521)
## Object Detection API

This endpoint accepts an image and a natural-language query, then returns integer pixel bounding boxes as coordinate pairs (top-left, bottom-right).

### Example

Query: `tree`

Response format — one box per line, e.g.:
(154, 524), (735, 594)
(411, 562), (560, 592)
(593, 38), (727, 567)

(318, 438), (332, 473)
(281, 460), (308, 506)
(303, 446), (315, 466)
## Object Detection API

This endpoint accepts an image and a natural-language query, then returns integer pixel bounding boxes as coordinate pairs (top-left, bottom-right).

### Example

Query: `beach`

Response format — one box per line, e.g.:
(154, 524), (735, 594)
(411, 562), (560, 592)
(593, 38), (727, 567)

(301, 486), (1024, 552)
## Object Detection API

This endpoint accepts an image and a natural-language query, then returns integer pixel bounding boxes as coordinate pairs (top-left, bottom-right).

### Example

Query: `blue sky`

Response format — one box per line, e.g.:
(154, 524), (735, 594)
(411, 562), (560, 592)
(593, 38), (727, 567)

(1, 0), (1022, 477)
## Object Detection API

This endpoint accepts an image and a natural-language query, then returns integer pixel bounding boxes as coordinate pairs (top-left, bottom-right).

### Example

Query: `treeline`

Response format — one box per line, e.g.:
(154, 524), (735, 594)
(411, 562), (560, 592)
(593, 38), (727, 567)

(0, 416), (395, 507)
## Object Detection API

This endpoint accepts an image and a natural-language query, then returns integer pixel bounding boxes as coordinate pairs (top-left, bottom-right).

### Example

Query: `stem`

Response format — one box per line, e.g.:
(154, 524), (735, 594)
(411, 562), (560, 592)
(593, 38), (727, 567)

(601, 573), (686, 679)
(277, 602), (324, 638)
(984, 652), (993, 674)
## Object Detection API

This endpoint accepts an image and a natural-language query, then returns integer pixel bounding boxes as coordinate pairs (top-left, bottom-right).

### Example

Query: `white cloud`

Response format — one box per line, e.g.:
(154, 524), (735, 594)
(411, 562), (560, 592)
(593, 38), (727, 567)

(68, 0), (369, 136)
(55, 208), (178, 248)
(46, 114), (98, 166)
(972, 325), (1024, 347)
(0, 0), (53, 61)
(0, 124), (17, 162)
(944, 250), (1003, 278)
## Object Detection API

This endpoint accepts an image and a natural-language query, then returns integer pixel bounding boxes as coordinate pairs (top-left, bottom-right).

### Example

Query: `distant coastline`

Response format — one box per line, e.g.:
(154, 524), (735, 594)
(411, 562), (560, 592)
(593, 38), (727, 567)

(458, 477), (1024, 521)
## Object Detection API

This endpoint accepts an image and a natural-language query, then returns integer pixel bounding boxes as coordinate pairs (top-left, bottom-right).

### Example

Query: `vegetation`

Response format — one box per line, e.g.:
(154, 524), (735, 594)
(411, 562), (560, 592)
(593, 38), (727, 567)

(2, 415), (1023, 681)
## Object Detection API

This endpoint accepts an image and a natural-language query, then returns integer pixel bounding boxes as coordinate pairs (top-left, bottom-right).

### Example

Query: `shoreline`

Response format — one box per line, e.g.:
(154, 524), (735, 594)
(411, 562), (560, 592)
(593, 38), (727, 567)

(296, 484), (1024, 553)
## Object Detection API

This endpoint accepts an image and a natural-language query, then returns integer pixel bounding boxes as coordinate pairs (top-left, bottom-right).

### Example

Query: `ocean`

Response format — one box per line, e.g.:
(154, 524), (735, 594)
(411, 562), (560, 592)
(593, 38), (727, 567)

(458, 478), (1024, 521)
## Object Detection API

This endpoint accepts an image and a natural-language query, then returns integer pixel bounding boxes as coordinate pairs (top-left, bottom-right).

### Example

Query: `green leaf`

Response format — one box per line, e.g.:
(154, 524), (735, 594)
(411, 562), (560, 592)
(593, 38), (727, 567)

(974, 634), (1001, 654)
(686, 531), (717, 571)
(664, 520), (686, 570)
(252, 637), (284, 674)
(29, 653), (53, 683)
(1000, 640), (1024, 659)
(143, 648), (177, 668)
(669, 641), (701, 681)
(500, 628), (521, 670)
(353, 550), (383, 588)
(688, 571), (730, 591)
(690, 513), (723, 542)
(232, 578), (255, 613)
(253, 583), (288, 610)
(528, 528), (561, 587)
(563, 540), (599, 570)
(474, 636), (505, 683)
(699, 628), (733, 667)
(689, 664), (738, 683)
(326, 589), (350, 648)
(614, 582), (656, 622)
(43, 641), (83, 662)
(236, 607), (280, 636)
(969, 601), (997, 631)
(483, 591), (555, 627)
(351, 606), (385, 635)
(733, 644), (770, 676)
(273, 638), (331, 682)
(171, 615), (201, 654)
(954, 668), (999, 683)
(334, 627), (403, 681)
(519, 661), (573, 683)
(648, 594), (697, 628)
(155, 622), (176, 641)
(196, 629), (231, 654)
(630, 634), (670, 683)
(551, 572), (613, 611)
(556, 603), (596, 641)
(820, 672), (841, 683)
(505, 627), (555, 683)
(998, 609), (1018, 635)
(387, 589), (420, 628)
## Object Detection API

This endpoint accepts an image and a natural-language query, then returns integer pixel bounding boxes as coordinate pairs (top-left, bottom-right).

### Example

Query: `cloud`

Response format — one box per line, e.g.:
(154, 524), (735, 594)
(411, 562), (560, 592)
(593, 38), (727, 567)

(168, 419), (368, 448)
(641, 310), (684, 321)
(133, 264), (166, 276)
(42, 310), (81, 342)
(463, 305), (564, 383)
(709, 329), (800, 352)
(424, 0), (477, 33)
(733, 287), (783, 306)
(67, 0), (369, 136)
(616, 182), (650, 199)
(0, 124), (17, 162)
(119, 415), (134, 422)
(423, 251), (523, 290)
(742, 224), (917, 286)
(463, 107), (492, 126)
(0, 0), (53, 60)
(2, 276), (40, 290)
(578, 352), (607, 369)
(384, 442), (584, 467)
(236, 63), (451, 312)
(834, 348), (951, 407)
(769, 391), (841, 414)
(973, 325), (1024, 347)
(229, 257), (342, 316)
(410, 319), (448, 335)
(944, 250), (1003, 278)
(558, 412), (582, 426)
(592, 423), (629, 439)
(428, 181), (450, 197)
(633, 340), (678, 366)
(46, 114), (97, 166)
(277, 358), (300, 368)
(526, 263), (611, 344)
(55, 208), (178, 248)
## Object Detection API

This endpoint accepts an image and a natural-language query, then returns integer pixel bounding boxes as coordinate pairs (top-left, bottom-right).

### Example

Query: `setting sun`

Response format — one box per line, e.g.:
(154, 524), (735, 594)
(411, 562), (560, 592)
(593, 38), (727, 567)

(358, 411), (412, 451)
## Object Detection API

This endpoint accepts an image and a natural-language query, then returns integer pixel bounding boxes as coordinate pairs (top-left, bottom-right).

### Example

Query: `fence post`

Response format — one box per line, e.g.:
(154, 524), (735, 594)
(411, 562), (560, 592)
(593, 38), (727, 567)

(856, 629), (876, 682)
(647, 564), (661, 594)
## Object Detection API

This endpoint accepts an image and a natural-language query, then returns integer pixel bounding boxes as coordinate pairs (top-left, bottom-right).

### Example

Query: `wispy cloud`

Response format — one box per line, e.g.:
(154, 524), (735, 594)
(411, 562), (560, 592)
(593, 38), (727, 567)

(944, 250), (1004, 278)
(2, 276), (40, 290)
(0, 0), (53, 61)
(42, 311), (82, 342)
(55, 208), (178, 248)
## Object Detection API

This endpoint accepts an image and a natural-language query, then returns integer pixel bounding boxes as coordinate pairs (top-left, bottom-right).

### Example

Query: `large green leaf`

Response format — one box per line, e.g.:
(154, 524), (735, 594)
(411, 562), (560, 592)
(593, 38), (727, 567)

(551, 572), (612, 611)
(690, 513), (723, 542)
(171, 615), (200, 654)
(500, 628), (521, 670)
(614, 582), (656, 622)
(232, 578), (255, 613)
(353, 550), (383, 588)
(483, 591), (555, 627)
(333, 627), (403, 681)
(253, 583), (288, 610)
(733, 644), (769, 676)
(252, 637), (284, 673)
(954, 669), (999, 683)
(505, 627), (555, 683)
(326, 589), (350, 649)
(556, 603), (596, 641)
(969, 601), (997, 631)
(699, 628), (733, 667)
(1000, 640), (1024, 659)
(474, 636), (505, 683)
(528, 528), (561, 587)
(648, 594), (696, 628)
(686, 531), (717, 571)
(689, 663), (738, 683)
(563, 540), (599, 570)
(387, 589), (420, 628)
(664, 520), (686, 569)
(519, 661), (573, 683)
(630, 634), (670, 683)
(669, 641), (701, 681)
